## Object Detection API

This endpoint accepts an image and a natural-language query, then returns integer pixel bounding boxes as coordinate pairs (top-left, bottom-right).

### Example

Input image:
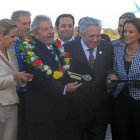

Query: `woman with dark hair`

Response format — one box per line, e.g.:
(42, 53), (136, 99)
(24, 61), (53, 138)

(107, 18), (140, 140)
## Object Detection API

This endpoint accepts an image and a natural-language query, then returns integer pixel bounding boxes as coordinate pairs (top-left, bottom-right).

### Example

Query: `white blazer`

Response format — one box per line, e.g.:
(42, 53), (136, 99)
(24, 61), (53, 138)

(0, 48), (26, 105)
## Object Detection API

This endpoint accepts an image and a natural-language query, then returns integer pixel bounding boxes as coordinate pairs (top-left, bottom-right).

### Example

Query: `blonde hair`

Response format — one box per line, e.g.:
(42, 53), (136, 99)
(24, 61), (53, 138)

(0, 19), (17, 35)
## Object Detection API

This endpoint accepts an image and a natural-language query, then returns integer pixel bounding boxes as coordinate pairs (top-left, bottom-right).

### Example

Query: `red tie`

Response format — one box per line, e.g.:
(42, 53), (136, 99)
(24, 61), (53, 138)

(89, 48), (94, 69)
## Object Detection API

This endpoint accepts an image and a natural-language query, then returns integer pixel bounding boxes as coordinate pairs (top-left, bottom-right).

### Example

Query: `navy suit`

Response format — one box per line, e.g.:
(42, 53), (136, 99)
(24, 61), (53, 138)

(63, 38), (114, 140)
(23, 38), (67, 140)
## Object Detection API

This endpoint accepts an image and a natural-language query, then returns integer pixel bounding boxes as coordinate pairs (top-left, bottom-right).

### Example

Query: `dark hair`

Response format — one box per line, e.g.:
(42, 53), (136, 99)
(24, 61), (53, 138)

(0, 19), (17, 35)
(55, 14), (75, 27)
(122, 18), (140, 43)
(101, 33), (111, 42)
(78, 17), (85, 26)
(119, 12), (135, 20)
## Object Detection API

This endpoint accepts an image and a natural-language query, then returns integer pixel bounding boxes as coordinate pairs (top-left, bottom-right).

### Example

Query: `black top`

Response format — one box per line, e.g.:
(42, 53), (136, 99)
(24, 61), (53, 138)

(124, 59), (132, 74)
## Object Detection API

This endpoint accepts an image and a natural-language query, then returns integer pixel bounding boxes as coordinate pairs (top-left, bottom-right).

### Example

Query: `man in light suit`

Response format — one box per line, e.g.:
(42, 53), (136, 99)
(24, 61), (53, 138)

(63, 17), (114, 140)
(23, 15), (82, 140)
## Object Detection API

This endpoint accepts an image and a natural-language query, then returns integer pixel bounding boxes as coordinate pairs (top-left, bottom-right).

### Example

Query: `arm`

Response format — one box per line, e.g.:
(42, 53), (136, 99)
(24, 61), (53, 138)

(0, 75), (16, 89)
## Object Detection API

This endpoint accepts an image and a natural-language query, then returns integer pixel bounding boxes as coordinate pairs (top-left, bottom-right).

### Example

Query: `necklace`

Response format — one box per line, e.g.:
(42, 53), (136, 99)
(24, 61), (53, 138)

(125, 47), (136, 58)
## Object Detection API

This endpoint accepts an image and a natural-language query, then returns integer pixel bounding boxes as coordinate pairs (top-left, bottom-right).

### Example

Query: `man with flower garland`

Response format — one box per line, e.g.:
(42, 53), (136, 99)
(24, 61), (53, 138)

(63, 17), (114, 140)
(11, 10), (31, 140)
(22, 15), (82, 140)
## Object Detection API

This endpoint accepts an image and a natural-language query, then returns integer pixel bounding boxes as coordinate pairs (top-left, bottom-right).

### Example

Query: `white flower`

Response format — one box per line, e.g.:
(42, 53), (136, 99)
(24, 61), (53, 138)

(60, 72), (63, 77)
(31, 57), (35, 61)
(63, 64), (70, 70)
(28, 45), (33, 49)
(23, 41), (29, 45)
(59, 47), (64, 53)
(43, 65), (49, 71)
(47, 69), (52, 75)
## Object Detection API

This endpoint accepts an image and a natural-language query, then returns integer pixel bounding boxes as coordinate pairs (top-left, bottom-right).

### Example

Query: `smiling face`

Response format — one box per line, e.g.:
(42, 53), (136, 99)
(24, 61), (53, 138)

(56, 17), (74, 42)
(80, 25), (101, 49)
(118, 18), (130, 38)
(123, 23), (140, 46)
(1, 28), (17, 49)
(16, 15), (31, 38)
(34, 20), (54, 46)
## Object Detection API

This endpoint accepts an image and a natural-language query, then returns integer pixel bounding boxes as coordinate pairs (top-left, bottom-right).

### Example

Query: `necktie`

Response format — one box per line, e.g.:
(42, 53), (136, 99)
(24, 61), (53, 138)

(89, 48), (94, 69)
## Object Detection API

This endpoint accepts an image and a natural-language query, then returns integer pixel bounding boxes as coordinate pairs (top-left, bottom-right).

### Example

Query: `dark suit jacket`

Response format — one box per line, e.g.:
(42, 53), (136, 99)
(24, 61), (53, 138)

(23, 38), (67, 124)
(63, 38), (114, 125)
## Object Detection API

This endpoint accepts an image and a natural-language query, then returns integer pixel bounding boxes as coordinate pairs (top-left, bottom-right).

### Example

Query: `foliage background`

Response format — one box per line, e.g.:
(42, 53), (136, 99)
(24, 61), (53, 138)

(102, 28), (119, 41)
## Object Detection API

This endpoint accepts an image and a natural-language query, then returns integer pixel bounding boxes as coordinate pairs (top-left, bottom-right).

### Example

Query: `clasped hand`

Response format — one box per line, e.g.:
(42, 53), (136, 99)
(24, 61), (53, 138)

(13, 71), (33, 82)
(106, 73), (118, 88)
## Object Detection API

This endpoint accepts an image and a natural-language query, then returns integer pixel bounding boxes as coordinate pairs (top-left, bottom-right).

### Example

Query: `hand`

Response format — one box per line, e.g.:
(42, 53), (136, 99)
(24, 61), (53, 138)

(66, 81), (82, 93)
(25, 73), (33, 81)
(13, 71), (26, 81)
(106, 73), (118, 88)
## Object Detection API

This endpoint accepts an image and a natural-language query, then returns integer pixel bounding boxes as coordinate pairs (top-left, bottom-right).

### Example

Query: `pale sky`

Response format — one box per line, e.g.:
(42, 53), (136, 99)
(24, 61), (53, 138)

(1, 0), (140, 29)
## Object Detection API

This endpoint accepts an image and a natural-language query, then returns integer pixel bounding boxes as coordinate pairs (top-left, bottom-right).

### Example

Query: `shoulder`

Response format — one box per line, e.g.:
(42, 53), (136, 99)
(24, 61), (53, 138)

(63, 39), (80, 48)
(114, 45), (125, 52)
(99, 40), (114, 52)
(114, 45), (125, 58)
(111, 38), (123, 47)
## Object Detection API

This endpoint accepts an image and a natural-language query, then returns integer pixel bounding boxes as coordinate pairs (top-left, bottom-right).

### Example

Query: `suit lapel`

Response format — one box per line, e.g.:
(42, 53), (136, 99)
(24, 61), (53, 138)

(0, 49), (17, 72)
(75, 39), (90, 64)
(34, 39), (59, 70)
(73, 40), (94, 75)
(91, 43), (105, 74)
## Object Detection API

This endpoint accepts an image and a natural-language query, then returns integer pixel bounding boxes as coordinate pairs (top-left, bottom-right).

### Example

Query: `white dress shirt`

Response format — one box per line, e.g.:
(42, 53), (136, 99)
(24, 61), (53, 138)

(58, 37), (74, 45)
(80, 39), (97, 61)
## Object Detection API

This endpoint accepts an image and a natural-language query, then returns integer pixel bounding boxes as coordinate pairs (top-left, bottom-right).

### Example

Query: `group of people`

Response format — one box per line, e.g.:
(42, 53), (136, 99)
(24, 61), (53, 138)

(0, 10), (140, 140)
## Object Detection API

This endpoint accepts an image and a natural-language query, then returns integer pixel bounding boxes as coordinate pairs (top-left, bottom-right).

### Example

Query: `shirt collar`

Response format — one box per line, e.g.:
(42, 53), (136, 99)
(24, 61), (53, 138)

(58, 37), (74, 45)
(81, 38), (97, 52)
(46, 45), (53, 50)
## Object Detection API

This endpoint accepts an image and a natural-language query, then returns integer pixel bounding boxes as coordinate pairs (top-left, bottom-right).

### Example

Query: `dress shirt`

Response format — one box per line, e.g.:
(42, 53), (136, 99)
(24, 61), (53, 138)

(81, 38), (97, 61)
(58, 37), (74, 45)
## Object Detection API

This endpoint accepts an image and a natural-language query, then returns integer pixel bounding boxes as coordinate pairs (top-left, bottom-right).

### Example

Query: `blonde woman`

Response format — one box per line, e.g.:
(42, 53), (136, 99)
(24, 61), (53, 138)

(0, 19), (32, 140)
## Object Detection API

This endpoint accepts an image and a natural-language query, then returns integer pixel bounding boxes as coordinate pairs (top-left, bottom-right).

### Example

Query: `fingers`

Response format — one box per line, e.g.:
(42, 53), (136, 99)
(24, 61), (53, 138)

(13, 71), (33, 81)
(66, 82), (83, 93)
(13, 71), (25, 80)
(25, 73), (33, 81)
(106, 73), (118, 88)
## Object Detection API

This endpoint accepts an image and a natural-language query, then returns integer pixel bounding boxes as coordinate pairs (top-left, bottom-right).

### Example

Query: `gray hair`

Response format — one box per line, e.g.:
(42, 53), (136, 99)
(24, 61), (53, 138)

(11, 10), (31, 22)
(79, 17), (102, 35)
(31, 15), (52, 33)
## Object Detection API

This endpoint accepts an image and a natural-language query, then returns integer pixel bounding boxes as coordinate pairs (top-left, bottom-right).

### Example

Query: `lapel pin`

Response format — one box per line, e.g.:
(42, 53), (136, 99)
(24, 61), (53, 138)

(99, 51), (102, 54)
